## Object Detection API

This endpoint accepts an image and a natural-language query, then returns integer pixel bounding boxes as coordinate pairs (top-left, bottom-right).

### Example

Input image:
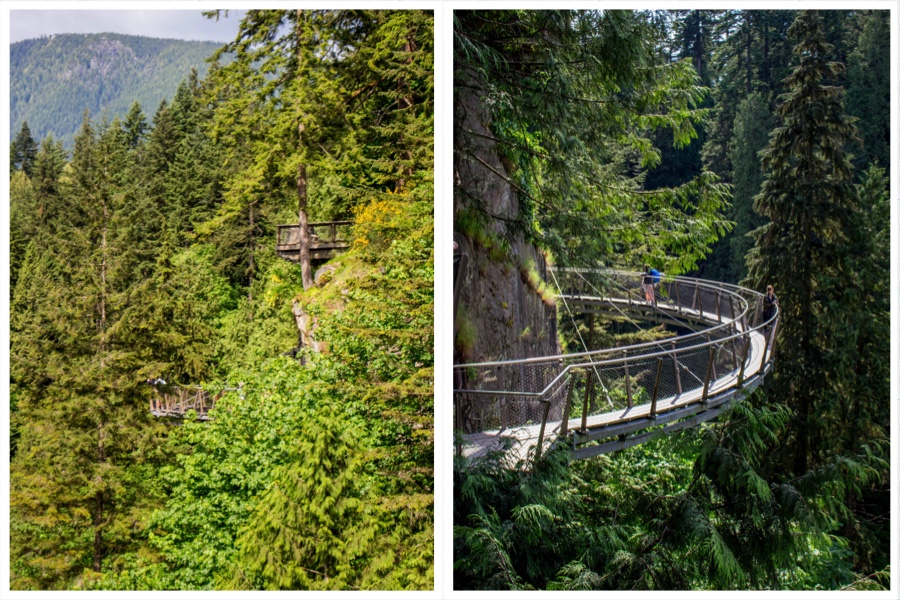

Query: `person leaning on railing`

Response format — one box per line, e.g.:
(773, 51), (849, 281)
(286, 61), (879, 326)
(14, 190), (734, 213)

(762, 285), (778, 332)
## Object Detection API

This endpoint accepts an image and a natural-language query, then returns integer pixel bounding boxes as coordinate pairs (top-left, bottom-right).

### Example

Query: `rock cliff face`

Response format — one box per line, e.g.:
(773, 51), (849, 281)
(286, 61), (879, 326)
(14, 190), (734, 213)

(453, 84), (560, 369)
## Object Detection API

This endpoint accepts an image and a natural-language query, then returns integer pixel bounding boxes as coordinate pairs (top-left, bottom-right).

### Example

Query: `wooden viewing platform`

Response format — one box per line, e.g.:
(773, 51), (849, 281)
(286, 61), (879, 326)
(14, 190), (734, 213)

(276, 221), (352, 262)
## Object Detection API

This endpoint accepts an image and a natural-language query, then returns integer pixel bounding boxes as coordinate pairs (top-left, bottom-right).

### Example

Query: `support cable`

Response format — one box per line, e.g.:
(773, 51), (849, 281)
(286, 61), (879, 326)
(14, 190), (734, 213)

(548, 268), (615, 409)
(569, 270), (705, 387)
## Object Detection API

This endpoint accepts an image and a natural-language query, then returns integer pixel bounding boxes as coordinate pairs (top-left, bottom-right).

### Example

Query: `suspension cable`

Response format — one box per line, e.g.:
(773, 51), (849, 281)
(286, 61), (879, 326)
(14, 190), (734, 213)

(567, 269), (705, 387)
(548, 268), (615, 409)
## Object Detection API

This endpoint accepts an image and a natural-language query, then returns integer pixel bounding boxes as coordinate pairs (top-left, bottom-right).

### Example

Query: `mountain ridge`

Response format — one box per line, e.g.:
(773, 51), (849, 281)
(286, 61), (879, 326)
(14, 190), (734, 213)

(11, 32), (227, 148)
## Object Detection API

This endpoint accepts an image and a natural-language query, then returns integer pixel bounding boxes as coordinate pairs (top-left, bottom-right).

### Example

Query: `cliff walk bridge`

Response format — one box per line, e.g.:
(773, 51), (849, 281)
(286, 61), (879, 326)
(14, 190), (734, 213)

(149, 384), (242, 420)
(453, 269), (780, 464)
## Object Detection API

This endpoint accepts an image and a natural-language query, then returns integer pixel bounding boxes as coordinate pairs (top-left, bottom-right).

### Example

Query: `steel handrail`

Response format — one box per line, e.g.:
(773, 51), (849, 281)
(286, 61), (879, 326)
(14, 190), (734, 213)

(453, 272), (778, 401)
(455, 271), (760, 369)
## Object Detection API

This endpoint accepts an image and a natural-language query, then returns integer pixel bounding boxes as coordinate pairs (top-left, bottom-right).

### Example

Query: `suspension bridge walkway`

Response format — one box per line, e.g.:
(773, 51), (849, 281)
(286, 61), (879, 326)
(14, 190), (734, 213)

(149, 384), (242, 419)
(453, 269), (779, 463)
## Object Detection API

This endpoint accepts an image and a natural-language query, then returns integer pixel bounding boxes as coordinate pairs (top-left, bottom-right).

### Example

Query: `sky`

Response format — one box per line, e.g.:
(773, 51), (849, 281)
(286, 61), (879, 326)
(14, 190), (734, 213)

(10, 9), (247, 44)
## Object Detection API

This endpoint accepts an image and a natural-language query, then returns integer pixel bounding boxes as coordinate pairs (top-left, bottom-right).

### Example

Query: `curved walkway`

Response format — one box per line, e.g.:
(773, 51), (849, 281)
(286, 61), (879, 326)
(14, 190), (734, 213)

(453, 270), (779, 463)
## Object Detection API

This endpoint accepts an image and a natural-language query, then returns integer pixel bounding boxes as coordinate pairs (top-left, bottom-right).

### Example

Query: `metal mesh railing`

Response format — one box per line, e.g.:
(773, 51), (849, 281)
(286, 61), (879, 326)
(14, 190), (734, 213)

(453, 270), (779, 457)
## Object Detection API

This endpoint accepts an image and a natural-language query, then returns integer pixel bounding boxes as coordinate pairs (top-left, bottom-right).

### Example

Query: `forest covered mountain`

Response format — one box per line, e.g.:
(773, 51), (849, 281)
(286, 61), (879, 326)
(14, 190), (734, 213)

(10, 33), (225, 148)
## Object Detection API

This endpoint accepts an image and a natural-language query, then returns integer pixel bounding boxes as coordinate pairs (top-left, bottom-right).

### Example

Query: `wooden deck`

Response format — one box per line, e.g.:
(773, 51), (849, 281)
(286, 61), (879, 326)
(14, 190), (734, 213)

(276, 221), (351, 262)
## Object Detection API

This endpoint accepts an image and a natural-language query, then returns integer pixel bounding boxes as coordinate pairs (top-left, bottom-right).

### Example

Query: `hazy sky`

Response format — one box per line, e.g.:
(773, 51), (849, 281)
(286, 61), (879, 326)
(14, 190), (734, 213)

(10, 9), (247, 44)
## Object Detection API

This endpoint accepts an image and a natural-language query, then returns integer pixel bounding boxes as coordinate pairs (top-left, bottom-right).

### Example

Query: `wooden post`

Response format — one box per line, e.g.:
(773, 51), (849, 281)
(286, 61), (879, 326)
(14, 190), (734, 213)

(559, 374), (576, 438)
(581, 369), (592, 431)
(650, 357), (663, 418)
(672, 341), (682, 395)
(623, 351), (633, 408)
(535, 400), (552, 460)
(702, 345), (717, 403)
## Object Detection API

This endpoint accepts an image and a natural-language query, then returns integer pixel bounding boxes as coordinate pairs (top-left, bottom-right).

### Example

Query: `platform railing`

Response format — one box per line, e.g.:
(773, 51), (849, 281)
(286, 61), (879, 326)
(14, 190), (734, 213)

(453, 270), (779, 460)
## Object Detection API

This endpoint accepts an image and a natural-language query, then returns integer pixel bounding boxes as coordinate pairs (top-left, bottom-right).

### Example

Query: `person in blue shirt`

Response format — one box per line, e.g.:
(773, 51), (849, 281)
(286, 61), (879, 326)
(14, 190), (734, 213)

(642, 264), (660, 304)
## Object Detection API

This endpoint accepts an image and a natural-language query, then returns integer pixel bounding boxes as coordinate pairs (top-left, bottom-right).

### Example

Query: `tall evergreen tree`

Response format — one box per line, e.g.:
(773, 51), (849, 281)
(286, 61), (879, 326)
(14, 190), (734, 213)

(727, 93), (774, 283)
(11, 120), (39, 175)
(123, 100), (148, 150)
(845, 10), (890, 173)
(744, 10), (861, 474)
(10, 113), (168, 588)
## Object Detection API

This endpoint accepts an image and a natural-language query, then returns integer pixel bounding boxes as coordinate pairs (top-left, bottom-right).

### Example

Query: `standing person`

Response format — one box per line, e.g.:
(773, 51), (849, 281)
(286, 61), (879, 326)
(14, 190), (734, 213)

(762, 285), (778, 331)
(642, 264), (659, 304)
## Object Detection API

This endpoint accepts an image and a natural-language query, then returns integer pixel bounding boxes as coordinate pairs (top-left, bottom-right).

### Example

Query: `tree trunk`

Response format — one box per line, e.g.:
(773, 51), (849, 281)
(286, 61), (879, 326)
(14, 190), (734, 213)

(297, 161), (313, 289)
(248, 202), (255, 304)
(746, 12), (753, 94)
(297, 9), (313, 290)
(93, 493), (103, 572)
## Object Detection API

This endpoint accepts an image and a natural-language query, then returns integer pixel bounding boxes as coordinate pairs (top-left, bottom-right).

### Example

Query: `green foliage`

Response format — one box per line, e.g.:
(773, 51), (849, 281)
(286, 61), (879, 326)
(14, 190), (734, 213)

(455, 394), (885, 591)
(745, 10), (869, 474)
(455, 10), (732, 273)
(726, 92), (774, 283)
(845, 11), (890, 173)
(11, 120), (38, 174)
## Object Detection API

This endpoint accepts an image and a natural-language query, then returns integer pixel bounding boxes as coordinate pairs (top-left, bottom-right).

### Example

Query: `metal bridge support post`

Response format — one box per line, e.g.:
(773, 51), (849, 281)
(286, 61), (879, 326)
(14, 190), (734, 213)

(581, 369), (592, 432)
(692, 284), (699, 312)
(716, 291), (722, 323)
(730, 323), (739, 371)
(672, 342), (682, 395)
(535, 400), (552, 461)
(697, 287), (704, 316)
(650, 357), (663, 418)
(706, 335), (718, 381)
(560, 374), (576, 438)
(737, 334), (750, 388)
(623, 351), (633, 408)
(763, 319), (778, 362)
(702, 345), (718, 403)
(675, 281), (682, 313)
(762, 324), (772, 364)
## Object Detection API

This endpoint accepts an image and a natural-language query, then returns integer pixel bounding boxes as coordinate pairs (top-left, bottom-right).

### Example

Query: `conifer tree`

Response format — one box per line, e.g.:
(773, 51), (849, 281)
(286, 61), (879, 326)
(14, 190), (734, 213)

(123, 101), (148, 150)
(11, 120), (39, 175)
(10, 113), (167, 587)
(845, 11), (890, 172)
(727, 93), (774, 282)
(745, 10), (860, 474)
